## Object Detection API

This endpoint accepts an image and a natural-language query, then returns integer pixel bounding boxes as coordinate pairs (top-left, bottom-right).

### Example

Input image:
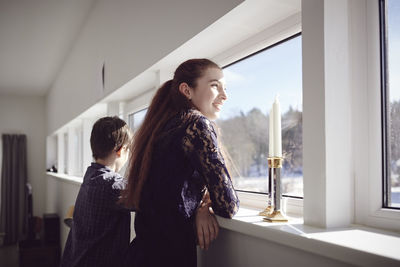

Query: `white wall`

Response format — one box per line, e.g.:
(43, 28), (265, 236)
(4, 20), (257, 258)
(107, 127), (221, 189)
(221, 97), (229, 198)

(0, 94), (46, 218)
(45, 175), (80, 251)
(46, 0), (243, 135)
(198, 229), (353, 267)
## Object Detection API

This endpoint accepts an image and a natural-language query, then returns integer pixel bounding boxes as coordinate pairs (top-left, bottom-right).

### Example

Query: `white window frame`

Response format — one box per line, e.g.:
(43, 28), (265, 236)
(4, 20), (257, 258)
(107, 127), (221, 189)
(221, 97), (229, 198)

(354, 0), (400, 231)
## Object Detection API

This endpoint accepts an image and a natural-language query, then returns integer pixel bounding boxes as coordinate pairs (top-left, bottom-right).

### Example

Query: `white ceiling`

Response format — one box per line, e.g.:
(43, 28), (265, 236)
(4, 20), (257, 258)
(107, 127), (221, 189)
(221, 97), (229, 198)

(0, 0), (300, 98)
(0, 0), (95, 96)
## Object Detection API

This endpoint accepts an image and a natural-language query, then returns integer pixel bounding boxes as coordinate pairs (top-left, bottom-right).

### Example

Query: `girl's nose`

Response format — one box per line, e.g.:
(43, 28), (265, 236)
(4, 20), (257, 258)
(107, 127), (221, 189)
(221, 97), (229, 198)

(220, 88), (227, 100)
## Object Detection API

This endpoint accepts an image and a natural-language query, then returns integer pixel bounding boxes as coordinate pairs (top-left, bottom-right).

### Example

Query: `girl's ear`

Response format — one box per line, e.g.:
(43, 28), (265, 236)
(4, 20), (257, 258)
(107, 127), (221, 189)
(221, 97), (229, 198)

(116, 147), (122, 157)
(178, 82), (192, 100)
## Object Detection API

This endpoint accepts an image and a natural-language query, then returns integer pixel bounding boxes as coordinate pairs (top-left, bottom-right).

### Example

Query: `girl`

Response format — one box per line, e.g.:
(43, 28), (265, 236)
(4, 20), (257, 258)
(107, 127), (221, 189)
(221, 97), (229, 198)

(124, 58), (239, 267)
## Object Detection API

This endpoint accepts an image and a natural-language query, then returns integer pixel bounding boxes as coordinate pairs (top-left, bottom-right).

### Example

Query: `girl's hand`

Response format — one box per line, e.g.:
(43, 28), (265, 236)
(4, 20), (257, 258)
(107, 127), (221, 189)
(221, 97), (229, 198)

(195, 201), (219, 250)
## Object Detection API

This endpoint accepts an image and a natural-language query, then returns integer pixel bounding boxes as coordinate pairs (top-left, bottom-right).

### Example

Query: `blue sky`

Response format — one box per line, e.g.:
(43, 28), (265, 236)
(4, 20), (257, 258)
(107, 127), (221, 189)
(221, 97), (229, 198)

(221, 36), (302, 120)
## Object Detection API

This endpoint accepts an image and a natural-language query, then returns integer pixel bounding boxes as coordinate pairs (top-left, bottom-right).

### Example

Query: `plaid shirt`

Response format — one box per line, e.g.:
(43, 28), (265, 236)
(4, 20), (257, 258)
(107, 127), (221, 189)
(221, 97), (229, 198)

(61, 163), (131, 267)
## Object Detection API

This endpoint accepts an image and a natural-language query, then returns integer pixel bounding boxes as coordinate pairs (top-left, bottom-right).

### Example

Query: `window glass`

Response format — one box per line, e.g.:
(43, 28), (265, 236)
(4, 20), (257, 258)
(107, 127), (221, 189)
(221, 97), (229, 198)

(64, 132), (68, 174)
(128, 108), (147, 131)
(218, 34), (303, 197)
(386, 0), (400, 208)
(73, 131), (79, 175)
(78, 127), (83, 175)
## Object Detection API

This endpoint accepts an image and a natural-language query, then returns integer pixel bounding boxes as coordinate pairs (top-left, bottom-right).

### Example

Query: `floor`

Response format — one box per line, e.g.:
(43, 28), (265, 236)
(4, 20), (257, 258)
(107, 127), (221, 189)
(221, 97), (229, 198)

(0, 244), (19, 267)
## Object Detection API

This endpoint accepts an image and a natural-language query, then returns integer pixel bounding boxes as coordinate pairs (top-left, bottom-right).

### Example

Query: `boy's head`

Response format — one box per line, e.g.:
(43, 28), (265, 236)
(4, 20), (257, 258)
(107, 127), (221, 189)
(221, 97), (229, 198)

(90, 117), (132, 168)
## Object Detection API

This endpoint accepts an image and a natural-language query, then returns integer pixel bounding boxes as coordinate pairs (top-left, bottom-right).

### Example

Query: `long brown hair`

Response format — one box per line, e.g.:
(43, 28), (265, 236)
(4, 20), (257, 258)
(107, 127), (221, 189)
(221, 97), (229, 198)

(122, 59), (221, 209)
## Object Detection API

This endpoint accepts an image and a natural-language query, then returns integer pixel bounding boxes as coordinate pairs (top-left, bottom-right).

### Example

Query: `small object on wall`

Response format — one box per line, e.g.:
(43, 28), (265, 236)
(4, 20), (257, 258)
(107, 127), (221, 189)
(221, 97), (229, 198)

(102, 61), (105, 91)
(46, 165), (58, 173)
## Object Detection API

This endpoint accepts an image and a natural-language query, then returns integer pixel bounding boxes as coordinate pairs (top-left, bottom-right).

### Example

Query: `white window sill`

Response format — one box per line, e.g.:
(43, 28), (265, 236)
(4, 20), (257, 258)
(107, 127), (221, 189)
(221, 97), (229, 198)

(46, 172), (83, 185)
(217, 206), (400, 267)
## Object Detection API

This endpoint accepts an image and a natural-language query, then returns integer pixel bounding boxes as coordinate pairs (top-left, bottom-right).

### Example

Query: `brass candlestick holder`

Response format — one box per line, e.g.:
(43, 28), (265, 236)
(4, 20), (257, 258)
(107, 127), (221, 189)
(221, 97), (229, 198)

(259, 157), (288, 222)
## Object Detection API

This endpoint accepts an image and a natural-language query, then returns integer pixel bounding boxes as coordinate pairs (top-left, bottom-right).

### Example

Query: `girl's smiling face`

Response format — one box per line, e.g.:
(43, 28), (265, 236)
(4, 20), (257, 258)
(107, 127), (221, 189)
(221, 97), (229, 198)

(184, 67), (227, 120)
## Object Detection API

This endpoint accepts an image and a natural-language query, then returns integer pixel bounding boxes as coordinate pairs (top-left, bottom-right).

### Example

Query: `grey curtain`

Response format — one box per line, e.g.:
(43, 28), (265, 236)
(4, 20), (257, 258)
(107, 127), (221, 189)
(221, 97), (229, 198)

(0, 134), (28, 245)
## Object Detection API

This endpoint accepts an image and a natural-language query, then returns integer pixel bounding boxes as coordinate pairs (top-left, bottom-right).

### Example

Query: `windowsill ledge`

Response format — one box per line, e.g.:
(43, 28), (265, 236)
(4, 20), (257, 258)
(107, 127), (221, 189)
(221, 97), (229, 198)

(217, 207), (400, 267)
(46, 172), (83, 185)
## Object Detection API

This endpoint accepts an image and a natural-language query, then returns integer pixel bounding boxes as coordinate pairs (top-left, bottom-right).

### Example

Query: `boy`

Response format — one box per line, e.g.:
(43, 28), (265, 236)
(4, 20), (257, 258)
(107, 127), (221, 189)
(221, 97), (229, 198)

(61, 116), (133, 267)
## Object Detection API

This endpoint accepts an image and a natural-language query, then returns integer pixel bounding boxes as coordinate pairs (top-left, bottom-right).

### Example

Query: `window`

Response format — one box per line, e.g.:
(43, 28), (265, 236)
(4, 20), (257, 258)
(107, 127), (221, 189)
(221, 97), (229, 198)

(128, 108), (147, 131)
(64, 132), (68, 174)
(219, 34), (303, 198)
(381, 0), (400, 209)
(77, 127), (84, 175)
(72, 130), (80, 175)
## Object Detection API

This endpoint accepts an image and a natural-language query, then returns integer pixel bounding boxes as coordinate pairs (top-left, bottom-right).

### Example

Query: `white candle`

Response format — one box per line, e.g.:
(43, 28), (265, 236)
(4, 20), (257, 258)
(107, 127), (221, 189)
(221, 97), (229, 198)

(272, 96), (282, 157)
(269, 108), (274, 157)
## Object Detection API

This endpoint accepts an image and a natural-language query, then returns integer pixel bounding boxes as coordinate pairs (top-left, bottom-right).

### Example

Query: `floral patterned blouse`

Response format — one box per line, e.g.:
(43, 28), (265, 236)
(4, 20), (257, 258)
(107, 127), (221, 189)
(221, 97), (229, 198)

(127, 108), (239, 267)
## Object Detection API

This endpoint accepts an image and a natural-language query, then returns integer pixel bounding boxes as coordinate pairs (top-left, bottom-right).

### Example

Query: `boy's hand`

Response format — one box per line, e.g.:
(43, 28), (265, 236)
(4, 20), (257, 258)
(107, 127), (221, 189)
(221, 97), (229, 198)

(195, 192), (219, 251)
